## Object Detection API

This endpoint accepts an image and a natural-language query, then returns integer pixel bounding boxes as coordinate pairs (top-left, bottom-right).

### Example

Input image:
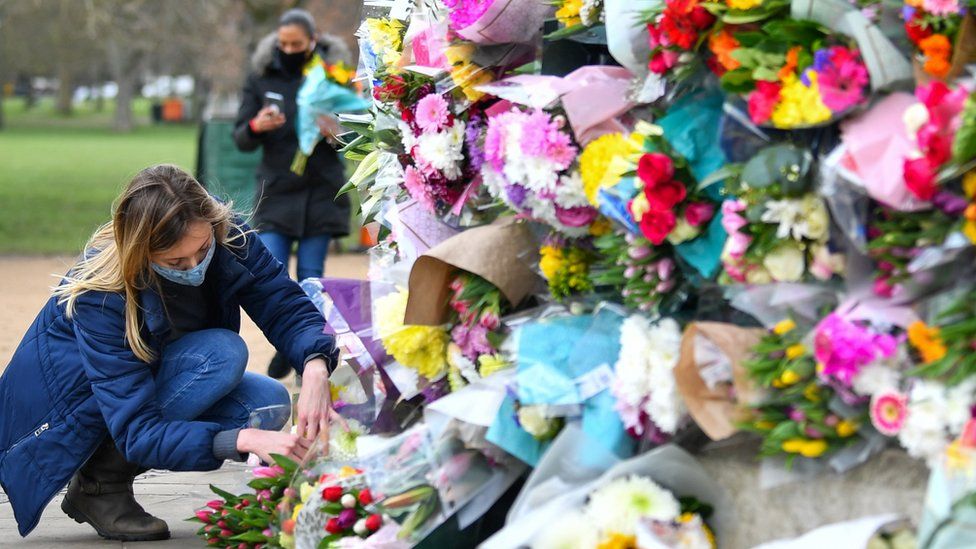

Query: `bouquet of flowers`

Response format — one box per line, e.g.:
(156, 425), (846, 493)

(902, 0), (976, 80)
(612, 315), (688, 442)
(741, 318), (870, 467)
(360, 17), (407, 81)
(720, 144), (843, 284)
(398, 88), (485, 217)
(711, 18), (871, 128)
(445, 271), (514, 390)
(538, 237), (598, 300)
(881, 378), (976, 465)
(908, 286), (976, 385)
(480, 107), (600, 236)
(292, 54), (370, 175)
(550, 0), (605, 38)
(590, 231), (684, 314)
(903, 81), (975, 201)
(190, 457), (300, 548)
(374, 287), (450, 383)
(866, 205), (955, 298)
(531, 475), (715, 549)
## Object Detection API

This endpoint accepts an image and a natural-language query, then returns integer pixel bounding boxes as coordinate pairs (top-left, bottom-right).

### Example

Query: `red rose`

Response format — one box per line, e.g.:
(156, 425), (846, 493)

(645, 180), (688, 210)
(639, 208), (677, 245)
(689, 6), (715, 30)
(325, 518), (343, 534)
(637, 152), (675, 188)
(747, 81), (782, 125)
(365, 514), (383, 532)
(904, 157), (938, 201)
(322, 486), (343, 502)
(358, 489), (374, 506)
(904, 16), (932, 46)
(684, 201), (715, 227)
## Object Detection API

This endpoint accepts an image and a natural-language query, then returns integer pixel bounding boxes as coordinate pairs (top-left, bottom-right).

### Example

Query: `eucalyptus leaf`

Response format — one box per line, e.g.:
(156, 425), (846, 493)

(741, 144), (813, 194)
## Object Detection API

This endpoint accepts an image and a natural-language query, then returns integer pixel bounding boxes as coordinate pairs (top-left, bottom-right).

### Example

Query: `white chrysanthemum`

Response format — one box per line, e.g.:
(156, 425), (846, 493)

(898, 421), (948, 465)
(531, 511), (600, 549)
(585, 476), (680, 537)
(761, 198), (807, 240)
(945, 379), (976, 434)
(416, 123), (466, 180)
(644, 318), (685, 433)
(399, 121), (417, 151)
(851, 363), (901, 397)
(614, 315), (655, 406)
(898, 380), (951, 464)
(554, 171), (590, 208)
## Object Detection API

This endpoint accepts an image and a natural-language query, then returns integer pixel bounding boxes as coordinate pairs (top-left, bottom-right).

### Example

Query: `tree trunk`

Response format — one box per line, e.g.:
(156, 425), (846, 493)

(114, 74), (135, 132)
(56, 59), (73, 116)
(106, 37), (140, 132)
(0, 91), (5, 131)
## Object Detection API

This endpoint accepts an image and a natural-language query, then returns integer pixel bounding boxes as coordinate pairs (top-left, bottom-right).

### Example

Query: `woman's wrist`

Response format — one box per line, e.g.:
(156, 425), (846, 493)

(236, 427), (255, 454)
(303, 357), (330, 380)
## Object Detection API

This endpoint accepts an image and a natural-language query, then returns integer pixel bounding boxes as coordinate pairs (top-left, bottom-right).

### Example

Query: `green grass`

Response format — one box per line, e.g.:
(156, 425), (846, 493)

(0, 96), (197, 254)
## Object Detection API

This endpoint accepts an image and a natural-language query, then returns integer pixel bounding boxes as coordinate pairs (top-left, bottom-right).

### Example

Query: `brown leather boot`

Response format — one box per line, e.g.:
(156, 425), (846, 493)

(60, 438), (170, 541)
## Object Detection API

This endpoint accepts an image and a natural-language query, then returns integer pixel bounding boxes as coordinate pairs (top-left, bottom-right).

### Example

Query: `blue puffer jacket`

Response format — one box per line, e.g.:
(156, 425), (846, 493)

(0, 226), (338, 536)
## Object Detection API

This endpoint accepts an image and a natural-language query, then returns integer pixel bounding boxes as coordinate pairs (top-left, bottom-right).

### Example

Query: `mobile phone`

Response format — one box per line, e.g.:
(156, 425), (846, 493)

(263, 92), (285, 115)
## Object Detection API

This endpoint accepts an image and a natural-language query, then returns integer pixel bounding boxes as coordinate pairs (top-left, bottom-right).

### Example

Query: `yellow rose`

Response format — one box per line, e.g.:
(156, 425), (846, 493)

(773, 319), (796, 335)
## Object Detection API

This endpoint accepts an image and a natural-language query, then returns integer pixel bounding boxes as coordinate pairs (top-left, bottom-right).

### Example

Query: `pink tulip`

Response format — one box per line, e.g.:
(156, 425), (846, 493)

(252, 465), (284, 478)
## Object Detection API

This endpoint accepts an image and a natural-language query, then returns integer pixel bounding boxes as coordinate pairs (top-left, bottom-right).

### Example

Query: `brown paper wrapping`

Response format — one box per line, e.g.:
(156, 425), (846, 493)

(674, 322), (764, 441)
(404, 218), (541, 326)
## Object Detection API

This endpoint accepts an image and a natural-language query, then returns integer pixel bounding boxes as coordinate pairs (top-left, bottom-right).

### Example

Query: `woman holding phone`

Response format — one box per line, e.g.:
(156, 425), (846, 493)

(234, 8), (352, 379)
(0, 165), (340, 540)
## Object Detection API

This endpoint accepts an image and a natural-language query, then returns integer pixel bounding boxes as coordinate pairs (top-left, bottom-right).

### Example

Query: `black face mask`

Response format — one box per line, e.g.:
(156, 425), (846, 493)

(276, 48), (309, 74)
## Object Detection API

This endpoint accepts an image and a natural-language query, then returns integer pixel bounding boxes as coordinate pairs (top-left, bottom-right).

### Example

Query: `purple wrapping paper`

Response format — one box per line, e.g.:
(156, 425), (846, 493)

(320, 277), (390, 371)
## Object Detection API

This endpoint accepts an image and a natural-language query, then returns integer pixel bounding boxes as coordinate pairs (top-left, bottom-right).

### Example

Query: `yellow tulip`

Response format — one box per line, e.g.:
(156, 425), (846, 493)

(836, 420), (858, 438)
(781, 438), (807, 453)
(773, 319), (796, 335)
(785, 344), (806, 360)
(799, 439), (828, 458)
(779, 369), (801, 386)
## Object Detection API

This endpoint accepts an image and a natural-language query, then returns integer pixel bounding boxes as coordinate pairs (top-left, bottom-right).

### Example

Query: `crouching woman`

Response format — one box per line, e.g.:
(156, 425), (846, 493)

(0, 164), (339, 540)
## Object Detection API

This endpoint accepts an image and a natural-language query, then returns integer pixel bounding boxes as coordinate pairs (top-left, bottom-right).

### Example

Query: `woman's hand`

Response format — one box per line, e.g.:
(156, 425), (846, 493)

(251, 106), (286, 133)
(316, 114), (341, 144)
(237, 428), (311, 464)
(295, 358), (345, 447)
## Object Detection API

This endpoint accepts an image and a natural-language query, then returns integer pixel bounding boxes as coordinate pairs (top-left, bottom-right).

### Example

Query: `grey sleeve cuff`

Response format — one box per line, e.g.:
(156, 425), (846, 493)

(303, 353), (333, 372)
(213, 428), (246, 462)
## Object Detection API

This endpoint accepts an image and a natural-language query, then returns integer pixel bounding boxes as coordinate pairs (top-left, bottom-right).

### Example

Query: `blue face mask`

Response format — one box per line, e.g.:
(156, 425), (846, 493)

(151, 236), (216, 287)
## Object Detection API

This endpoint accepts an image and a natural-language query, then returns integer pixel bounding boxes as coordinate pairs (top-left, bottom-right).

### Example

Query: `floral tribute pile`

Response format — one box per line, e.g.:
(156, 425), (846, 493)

(198, 0), (976, 546)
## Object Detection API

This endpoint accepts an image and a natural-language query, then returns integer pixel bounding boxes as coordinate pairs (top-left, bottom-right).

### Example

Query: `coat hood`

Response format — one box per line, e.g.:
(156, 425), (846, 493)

(250, 32), (353, 75)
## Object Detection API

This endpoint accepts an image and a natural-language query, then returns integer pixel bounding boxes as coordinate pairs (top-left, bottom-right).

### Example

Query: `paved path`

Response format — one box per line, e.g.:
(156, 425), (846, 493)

(0, 253), (368, 546)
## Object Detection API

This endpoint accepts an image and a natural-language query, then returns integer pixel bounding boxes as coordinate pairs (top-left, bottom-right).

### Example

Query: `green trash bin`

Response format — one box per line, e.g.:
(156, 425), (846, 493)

(196, 118), (261, 215)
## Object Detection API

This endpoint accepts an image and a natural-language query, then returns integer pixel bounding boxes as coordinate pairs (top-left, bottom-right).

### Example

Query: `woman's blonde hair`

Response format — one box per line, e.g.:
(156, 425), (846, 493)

(54, 164), (246, 362)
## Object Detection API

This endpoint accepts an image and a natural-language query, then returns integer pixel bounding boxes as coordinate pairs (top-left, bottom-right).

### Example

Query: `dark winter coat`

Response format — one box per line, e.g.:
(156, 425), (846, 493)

(0, 226), (338, 536)
(233, 33), (353, 238)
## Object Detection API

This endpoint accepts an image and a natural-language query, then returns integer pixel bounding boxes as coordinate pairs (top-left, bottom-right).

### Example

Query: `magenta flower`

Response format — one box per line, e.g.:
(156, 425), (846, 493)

(684, 201), (715, 227)
(870, 390), (908, 436)
(814, 46), (869, 113)
(813, 313), (898, 386)
(337, 508), (358, 529)
(554, 204), (599, 227)
(443, 0), (493, 31)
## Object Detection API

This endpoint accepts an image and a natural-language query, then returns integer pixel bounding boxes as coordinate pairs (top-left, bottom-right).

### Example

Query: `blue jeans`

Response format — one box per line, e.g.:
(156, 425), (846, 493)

(259, 231), (331, 281)
(155, 329), (291, 431)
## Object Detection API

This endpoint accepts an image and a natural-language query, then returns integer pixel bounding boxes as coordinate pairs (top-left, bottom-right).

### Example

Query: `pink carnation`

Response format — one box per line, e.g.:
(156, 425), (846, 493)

(403, 166), (437, 212)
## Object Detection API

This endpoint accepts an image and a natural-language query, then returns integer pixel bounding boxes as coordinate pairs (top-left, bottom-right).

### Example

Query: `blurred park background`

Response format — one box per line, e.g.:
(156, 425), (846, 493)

(0, 0), (366, 255)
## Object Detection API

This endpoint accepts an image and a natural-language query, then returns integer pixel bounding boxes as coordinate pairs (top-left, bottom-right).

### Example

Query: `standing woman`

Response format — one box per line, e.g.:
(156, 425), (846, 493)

(0, 165), (339, 540)
(234, 8), (352, 379)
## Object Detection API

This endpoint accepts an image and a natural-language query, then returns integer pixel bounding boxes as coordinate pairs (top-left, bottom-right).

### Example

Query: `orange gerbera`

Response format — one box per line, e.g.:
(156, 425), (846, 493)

(908, 320), (948, 364)
(778, 46), (801, 81)
(920, 34), (952, 78)
(709, 29), (741, 70)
